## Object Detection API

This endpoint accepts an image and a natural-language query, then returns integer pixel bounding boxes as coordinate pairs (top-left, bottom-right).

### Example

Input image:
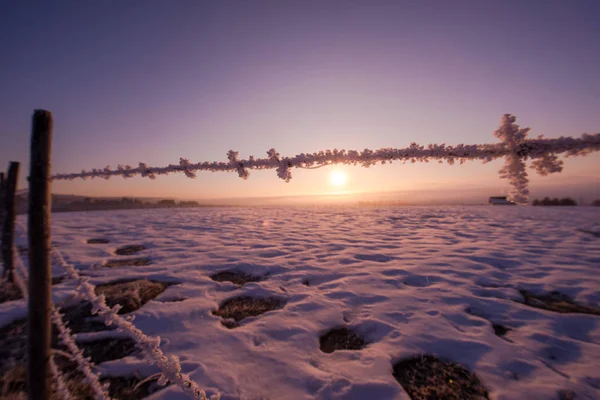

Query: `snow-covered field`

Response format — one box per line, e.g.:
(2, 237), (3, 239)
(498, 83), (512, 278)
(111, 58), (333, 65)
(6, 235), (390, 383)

(3, 206), (600, 400)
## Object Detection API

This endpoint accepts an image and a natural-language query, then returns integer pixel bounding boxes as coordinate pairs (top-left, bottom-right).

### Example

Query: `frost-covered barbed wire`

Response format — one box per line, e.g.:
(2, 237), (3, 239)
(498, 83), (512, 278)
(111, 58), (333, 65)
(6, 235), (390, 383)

(48, 355), (75, 400)
(51, 249), (217, 400)
(49, 115), (600, 204)
(8, 231), (212, 398)
(12, 248), (83, 400)
(49, 305), (112, 400)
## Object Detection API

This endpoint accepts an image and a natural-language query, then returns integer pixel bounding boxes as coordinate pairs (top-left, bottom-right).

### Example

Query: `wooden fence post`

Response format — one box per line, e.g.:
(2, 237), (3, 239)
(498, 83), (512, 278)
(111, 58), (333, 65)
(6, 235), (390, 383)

(1, 162), (19, 282)
(28, 110), (53, 400)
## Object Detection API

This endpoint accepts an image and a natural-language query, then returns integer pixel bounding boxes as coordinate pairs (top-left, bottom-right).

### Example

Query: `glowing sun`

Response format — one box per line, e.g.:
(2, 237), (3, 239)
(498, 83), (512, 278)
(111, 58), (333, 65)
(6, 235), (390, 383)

(330, 170), (347, 187)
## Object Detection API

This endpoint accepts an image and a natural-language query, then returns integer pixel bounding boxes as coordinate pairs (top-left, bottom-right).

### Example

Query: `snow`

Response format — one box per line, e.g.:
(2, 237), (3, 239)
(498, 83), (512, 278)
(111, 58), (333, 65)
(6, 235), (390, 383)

(5, 206), (600, 399)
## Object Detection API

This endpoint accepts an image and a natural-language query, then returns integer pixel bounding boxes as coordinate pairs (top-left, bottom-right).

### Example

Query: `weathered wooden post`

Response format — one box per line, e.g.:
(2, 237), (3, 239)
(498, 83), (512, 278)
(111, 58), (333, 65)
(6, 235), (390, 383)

(1, 162), (19, 282)
(28, 110), (53, 400)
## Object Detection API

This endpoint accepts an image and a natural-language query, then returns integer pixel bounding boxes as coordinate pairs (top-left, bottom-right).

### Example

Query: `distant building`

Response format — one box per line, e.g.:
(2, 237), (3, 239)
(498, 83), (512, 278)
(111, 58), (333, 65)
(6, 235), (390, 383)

(489, 196), (516, 205)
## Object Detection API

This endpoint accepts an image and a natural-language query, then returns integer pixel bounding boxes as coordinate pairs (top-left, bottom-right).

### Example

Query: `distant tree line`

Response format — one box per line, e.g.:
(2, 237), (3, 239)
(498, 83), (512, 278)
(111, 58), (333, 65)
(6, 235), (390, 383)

(72, 197), (200, 209)
(532, 197), (577, 206)
(16, 196), (203, 214)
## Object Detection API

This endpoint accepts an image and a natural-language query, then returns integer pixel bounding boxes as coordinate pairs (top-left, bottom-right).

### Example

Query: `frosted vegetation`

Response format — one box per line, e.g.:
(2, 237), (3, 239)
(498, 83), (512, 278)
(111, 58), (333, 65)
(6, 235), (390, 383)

(2, 206), (598, 399)
(50, 115), (600, 204)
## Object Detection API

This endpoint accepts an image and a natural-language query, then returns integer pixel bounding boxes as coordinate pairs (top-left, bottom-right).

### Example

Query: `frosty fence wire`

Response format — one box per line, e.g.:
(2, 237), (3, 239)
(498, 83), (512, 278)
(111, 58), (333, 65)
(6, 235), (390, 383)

(8, 223), (212, 399)
(12, 245), (108, 400)
(2, 110), (600, 399)
(50, 249), (214, 400)
(50, 114), (600, 204)
(2, 110), (222, 400)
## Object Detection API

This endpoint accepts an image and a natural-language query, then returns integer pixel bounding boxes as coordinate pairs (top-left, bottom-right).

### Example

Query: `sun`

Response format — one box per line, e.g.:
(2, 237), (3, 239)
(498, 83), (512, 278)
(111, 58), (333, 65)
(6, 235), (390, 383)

(330, 170), (347, 187)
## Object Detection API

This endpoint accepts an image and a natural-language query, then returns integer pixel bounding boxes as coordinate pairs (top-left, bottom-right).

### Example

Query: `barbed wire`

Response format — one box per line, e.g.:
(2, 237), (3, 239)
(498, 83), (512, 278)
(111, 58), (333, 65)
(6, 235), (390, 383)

(13, 245), (111, 400)
(51, 249), (217, 400)
(49, 115), (600, 204)
(12, 250), (75, 400)
(9, 224), (214, 399)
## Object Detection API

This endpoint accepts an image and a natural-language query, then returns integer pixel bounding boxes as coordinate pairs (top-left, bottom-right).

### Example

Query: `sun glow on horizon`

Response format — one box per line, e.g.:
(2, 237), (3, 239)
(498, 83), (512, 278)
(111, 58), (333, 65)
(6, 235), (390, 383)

(330, 170), (347, 187)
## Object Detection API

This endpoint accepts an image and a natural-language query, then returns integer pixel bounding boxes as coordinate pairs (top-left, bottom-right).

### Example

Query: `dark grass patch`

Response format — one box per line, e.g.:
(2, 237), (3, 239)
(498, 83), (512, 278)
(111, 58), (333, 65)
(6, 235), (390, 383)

(393, 355), (490, 400)
(0, 363), (26, 398)
(0, 321), (154, 399)
(0, 362), (103, 399)
(0, 275), (66, 305)
(79, 338), (139, 364)
(0, 319), (99, 377)
(492, 323), (511, 338)
(60, 302), (113, 334)
(578, 229), (600, 238)
(519, 289), (600, 316)
(210, 270), (262, 286)
(103, 375), (170, 400)
(158, 296), (187, 303)
(96, 279), (171, 314)
(0, 362), (168, 399)
(59, 280), (171, 333)
(220, 319), (240, 329)
(115, 244), (146, 256)
(557, 389), (577, 400)
(0, 284), (167, 399)
(0, 320), (29, 375)
(0, 319), (132, 376)
(302, 279), (310, 286)
(319, 327), (366, 353)
(213, 296), (285, 323)
(0, 279), (23, 304)
(52, 276), (66, 285)
(103, 257), (152, 268)
(87, 238), (110, 244)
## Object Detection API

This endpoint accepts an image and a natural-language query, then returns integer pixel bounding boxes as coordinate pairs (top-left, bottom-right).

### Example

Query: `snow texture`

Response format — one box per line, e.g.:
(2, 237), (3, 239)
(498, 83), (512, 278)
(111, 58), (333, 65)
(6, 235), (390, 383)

(3, 206), (599, 399)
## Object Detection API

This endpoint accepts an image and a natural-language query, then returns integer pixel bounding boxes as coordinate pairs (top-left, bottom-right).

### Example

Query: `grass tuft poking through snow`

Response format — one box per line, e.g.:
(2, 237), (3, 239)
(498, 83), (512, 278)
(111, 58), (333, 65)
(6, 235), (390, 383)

(0, 279), (23, 304)
(392, 355), (490, 400)
(0, 318), (164, 399)
(0, 276), (67, 305)
(96, 279), (171, 314)
(104, 375), (170, 400)
(0, 362), (169, 400)
(518, 289), (600, 316)
(319, 327), (366, 353)
(114, 244), (146, 256)
(60, 302), (115, 334)
(88, 238), (110, 244)
(213, 296), (285, 323)
(103, 258), (152, 268)
(0, 320), (28, 375)
(80, 338), (140, 364)
(210, 270), (262, 286)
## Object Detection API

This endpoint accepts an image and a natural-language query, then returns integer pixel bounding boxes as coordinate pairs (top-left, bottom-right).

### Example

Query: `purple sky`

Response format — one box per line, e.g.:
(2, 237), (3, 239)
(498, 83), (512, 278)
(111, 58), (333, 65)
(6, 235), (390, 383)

(1, 1), (599, 203)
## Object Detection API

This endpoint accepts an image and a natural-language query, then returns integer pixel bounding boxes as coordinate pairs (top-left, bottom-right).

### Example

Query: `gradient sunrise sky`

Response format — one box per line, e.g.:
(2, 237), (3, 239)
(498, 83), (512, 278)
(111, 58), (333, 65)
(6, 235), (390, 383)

(1, 1), (599, 202)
